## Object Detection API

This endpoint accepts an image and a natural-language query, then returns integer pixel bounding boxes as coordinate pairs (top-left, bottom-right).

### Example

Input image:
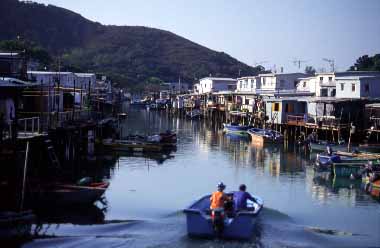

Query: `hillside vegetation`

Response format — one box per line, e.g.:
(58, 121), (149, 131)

(0, 0), (262, 89)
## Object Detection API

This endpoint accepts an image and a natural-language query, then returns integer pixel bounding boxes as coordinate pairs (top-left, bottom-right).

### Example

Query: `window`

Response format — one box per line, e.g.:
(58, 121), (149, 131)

(303, 81), (306, 87)
(365, 84), (369, 93)
(320, 77), (323, 81)
(352, 83), (356, 92)
(263, 77), (266, 86)
(274, 103), (280, 112)
(331, 89), (336, 97)
(245, 99), (249, 105)
(244, 79), (248, 88)
(340, 83), (344, 91)
(239, 81), (242, 89)
(320, 88), (328, 97)
(328, 77), (333, 82)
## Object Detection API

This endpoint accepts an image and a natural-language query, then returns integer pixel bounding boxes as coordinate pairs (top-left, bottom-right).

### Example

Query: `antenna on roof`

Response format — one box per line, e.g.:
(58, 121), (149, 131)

(322, 58), (335, 72)
(292, 58), (308, 69)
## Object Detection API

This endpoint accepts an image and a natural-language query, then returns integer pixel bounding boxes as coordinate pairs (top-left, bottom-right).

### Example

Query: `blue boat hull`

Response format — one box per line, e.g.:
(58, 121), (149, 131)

(184, 194), (263, 240)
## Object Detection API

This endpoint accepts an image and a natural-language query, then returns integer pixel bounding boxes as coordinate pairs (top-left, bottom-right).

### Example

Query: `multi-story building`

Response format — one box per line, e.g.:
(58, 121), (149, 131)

(198, 77), (236, 94)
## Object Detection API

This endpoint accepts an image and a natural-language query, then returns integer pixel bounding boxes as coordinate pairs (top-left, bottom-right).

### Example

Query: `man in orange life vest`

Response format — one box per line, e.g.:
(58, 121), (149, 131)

(210, 182), (229, 210)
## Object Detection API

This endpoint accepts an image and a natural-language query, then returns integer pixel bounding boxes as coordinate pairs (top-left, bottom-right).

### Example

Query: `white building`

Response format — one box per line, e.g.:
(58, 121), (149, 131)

(236, 76), (260, 92)
(27, 71), (97, 111)
(336, 76), (380, 99)
(257, 73), (308, 92)
(296, 71), (380, 97)
(198, 77), (237, 94)
(28, 71), (75, 87)
(27, 71), (96, 90)
(193, 83), (201, 94)
(297, 73), (335, 97)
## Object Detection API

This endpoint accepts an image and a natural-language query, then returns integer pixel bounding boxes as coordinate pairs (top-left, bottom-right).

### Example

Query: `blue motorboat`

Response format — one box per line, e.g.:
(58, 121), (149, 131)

(315, 153), (341, 171)
(223, 123), (252, 137)
(183, 194), (263, 240)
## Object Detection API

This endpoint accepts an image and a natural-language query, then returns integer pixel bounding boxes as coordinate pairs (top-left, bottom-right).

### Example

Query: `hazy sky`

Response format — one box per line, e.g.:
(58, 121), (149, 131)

(33, 0), (380, 72)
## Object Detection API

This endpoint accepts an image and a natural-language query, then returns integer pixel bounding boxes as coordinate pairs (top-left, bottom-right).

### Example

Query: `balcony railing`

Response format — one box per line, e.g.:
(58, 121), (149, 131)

(287, 115), (306, 125)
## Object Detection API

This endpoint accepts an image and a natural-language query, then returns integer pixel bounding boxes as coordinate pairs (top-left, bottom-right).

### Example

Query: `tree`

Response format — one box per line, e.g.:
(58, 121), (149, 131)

(305, 66), (316, 75)
(0, 39), (52, 68)
(349, 54), (380, 71)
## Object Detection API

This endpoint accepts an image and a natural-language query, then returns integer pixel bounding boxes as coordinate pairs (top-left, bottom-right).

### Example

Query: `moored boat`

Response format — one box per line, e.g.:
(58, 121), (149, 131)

(314, 153), (379, 178)
(158, 130), (177, 144)
(28, 182), (109, 207)
(103, 139), (163, 152)
(309, 140), (349, 152)
(247, 128), (283, 145)
(183, 194), (263, 240)
(223, 123), (252, 137)
(332, 163), (363, 178)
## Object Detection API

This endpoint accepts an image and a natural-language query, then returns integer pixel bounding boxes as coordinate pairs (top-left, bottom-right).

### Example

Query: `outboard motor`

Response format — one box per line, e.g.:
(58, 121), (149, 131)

(211, 208), (225, 236)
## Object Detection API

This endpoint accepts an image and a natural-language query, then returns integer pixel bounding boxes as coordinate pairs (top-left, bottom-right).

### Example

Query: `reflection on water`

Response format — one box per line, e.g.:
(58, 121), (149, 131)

(24, 107), (380, 248)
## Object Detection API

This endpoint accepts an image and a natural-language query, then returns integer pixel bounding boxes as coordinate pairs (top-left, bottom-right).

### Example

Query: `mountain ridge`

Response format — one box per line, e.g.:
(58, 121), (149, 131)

(0, 0), (262, 88)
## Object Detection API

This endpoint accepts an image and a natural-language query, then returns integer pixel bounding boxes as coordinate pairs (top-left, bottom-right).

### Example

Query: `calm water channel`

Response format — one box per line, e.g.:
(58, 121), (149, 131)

(25, 105), (380, 248)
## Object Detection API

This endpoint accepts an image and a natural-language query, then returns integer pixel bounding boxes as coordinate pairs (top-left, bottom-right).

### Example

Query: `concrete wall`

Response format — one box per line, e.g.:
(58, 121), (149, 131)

(336, 78), (362, 98)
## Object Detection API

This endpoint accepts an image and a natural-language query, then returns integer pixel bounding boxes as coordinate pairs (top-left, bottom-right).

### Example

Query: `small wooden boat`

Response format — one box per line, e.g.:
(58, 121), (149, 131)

(183, 194), (263, 240)
(29, 182), (109, 207)
(103, 139), (163, 152)
(158, 131), (177, 144)
(309, 140), (349, 152)
(223, 123), (252, 137)
(247, 128), (283, 145)
(315, 153), (379, 177)
(0, 211), (35, 240)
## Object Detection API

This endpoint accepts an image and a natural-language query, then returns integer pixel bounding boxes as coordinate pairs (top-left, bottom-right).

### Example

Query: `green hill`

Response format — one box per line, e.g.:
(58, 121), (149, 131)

(0, 0), (263, 89)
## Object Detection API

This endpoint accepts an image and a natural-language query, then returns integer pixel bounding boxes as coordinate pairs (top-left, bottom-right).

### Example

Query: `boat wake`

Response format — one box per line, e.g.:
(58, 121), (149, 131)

(23, 207), (372, 248)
